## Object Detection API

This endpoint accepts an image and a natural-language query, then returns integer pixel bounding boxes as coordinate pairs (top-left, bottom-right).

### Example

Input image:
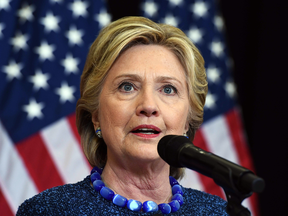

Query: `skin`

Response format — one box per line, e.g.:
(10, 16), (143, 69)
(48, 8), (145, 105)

(92, 44), (190, 204)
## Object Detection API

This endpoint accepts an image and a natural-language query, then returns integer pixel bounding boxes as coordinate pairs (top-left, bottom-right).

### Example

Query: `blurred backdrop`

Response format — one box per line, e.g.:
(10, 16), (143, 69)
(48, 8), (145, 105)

(0, 0), (287, 215)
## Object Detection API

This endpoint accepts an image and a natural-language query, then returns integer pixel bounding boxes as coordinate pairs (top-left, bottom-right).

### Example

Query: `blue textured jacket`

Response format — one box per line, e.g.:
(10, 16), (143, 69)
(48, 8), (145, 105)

(17, 175), (228, 215)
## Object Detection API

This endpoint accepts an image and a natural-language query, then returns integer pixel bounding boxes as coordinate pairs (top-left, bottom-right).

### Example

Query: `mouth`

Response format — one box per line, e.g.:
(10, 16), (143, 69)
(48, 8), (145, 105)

(131, 128), (160, 135)
(131, 125), (161, 137)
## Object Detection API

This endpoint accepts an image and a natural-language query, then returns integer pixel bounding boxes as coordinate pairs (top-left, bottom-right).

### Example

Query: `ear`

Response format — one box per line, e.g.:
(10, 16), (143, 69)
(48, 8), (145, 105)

(91, 111), (100, 131)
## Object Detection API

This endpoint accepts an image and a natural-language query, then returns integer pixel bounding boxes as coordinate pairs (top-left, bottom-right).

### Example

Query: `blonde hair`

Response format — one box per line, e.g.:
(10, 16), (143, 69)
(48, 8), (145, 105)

(76, 16), (208, 180)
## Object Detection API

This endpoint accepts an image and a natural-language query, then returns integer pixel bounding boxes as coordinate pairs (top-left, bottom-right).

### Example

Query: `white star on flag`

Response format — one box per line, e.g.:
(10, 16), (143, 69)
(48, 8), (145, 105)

(28, 70), (50, 91)
(210, 41), (224, 57)
(191, 1), (209, 18)
(187, 27), (204, 44)
(55, 82), (76, 103)
(66, 26), (84, 46)
(22, 98), (45, 120)
(35, 41), (56, 61)
(61, 54), (79, 74)
(214, 15), (224, 31)
(69, 0), (89, 17)
(205, 92), (217, 109)
(40, 12), (61, 32)
(225, 81), (236, 98)
(0, 0), (11, 11)
(2, 60), (23, 81)
(207, 66), (221, 83)
(142, 1), (158, 17)
(95, 10), (111, 27)
(162, 14), (179, 27)
(17, 3), (35, 23)
(10, 32), (29, 51)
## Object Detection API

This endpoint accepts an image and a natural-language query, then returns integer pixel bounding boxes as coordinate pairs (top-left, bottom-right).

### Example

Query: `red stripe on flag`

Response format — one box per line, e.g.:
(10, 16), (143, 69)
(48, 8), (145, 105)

(0, 189), (14, 216)
(248, 193), (259, 216)
(225, 109), (259, 216)
(16, 133), (64, 192)
(193, 130), (225, 199)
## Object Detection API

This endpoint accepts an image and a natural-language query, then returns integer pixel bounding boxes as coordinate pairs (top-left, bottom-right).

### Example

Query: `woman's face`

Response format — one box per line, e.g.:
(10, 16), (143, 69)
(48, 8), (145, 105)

(93, 45), (189, 164)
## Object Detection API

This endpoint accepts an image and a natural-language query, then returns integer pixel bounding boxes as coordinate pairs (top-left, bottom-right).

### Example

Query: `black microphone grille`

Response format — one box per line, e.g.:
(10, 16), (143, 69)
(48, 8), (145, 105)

(158, 135), (191, 167)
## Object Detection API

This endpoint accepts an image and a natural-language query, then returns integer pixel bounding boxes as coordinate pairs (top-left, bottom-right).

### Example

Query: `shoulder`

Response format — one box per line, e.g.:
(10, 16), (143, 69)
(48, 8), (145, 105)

(181, 186), (228, 215)
(16, 175), (101, 215)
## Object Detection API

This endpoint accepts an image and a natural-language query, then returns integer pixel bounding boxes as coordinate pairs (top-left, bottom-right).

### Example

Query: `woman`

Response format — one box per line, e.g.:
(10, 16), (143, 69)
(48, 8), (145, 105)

(17, 17), (228, 215)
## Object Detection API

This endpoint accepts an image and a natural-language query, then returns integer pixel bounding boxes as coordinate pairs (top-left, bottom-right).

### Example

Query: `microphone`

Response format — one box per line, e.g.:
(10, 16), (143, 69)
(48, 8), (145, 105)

(158, 135), (265, 194)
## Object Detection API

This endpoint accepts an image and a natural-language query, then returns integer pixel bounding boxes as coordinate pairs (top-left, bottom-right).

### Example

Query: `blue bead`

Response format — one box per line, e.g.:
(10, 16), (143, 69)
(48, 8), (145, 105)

(100, 187), (115, 200)
(112, 194), (127, 207)
(127, 199), (142, 212)
(158, 203), (171, 214)
(169, 200), (180, 213)
(169, 176), (179, 186)
(91, 166), (103, 175)
(172, 184), (183, 195)
(92, 180), (105, 192)
(91, 172), (101, 182)
(172, 193), (184, 206)
(142, 201), (158, 212)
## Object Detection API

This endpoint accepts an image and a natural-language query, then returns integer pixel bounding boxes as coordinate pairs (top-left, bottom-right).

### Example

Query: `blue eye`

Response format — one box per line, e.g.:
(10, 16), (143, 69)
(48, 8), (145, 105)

(119, 82), (134, 92)
(163, 85), (177, 95)
(163, 87), (173, 94)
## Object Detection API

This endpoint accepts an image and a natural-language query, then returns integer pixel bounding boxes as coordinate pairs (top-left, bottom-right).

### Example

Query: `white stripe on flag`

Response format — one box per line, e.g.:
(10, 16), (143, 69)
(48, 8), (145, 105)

(40, 117), (90, 184)
(0, 122), (38, 214)
(180, 169), (205, 191)
(201, 115), (239, 163)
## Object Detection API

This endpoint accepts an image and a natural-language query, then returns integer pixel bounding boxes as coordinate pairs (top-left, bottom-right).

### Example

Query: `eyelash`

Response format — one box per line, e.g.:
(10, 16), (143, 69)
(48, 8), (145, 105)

(117, 82), (178, 95)
(162, 84), (178, 95)
(118, 82), (136, 92)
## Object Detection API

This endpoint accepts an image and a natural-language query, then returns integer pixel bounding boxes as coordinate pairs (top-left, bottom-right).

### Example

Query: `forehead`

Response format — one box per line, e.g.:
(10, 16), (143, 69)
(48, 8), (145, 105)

(107, 44), (187, 81)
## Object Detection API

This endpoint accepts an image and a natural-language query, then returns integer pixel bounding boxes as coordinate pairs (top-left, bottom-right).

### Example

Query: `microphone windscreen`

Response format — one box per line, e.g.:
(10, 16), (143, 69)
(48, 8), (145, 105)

(158, 135), (190, 167)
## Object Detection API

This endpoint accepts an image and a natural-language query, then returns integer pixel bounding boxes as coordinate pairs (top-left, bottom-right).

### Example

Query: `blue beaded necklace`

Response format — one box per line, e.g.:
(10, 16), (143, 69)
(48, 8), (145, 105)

(90, 167), (184, 214)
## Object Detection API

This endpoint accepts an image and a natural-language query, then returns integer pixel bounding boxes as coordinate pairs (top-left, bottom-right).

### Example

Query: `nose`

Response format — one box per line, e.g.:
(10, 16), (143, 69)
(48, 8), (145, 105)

(136, 88), (159, 117)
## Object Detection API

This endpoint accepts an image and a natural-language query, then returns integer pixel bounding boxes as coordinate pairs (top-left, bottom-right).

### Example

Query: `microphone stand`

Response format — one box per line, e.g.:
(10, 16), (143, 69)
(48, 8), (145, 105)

(224, 190), (251, 216)
(212, 163), (264, 216)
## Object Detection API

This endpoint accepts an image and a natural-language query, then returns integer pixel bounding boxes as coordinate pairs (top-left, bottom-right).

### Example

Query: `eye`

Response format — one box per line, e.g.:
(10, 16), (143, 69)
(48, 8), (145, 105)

(118, 82), (135, 92)
(162, 85), (177, 95)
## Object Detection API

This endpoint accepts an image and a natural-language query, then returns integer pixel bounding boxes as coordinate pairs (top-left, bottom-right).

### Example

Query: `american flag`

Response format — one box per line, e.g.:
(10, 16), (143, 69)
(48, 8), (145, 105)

(141, 0), (259, 215)
(0, 0), (111, 215)
(0, 0), (258, 215)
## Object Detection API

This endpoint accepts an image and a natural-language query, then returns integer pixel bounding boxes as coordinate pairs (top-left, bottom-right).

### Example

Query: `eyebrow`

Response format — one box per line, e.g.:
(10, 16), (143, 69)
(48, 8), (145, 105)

(155, 76), (183, 86)
(114, 74), (184, 86)
(114, 74), (142, 82)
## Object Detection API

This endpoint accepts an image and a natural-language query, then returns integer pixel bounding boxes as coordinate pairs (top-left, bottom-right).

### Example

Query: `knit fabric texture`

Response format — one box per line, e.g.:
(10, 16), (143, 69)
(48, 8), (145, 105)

(16, 175), (228, 215)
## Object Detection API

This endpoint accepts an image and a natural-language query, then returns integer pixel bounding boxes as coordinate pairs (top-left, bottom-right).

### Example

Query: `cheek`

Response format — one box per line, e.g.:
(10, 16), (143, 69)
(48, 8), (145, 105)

(163, 102), (189, 133)
(99, 98), (133, 134)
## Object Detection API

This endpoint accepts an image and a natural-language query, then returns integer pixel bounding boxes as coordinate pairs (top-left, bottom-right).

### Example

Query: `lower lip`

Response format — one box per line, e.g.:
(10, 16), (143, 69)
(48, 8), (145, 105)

(132, 132), (160, 139)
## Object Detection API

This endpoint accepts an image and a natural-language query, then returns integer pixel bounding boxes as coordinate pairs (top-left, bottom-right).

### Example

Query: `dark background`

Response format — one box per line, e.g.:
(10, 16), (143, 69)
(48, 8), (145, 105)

(106, 0), (288, 215)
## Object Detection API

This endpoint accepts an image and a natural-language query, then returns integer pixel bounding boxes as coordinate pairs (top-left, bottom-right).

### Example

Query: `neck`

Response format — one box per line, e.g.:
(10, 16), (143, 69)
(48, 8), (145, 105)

(101, 159), (171, 204)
